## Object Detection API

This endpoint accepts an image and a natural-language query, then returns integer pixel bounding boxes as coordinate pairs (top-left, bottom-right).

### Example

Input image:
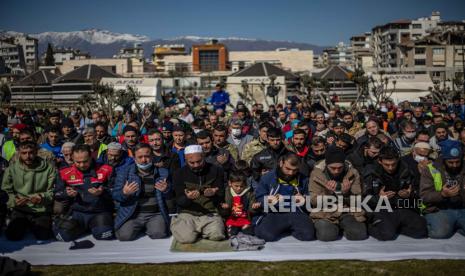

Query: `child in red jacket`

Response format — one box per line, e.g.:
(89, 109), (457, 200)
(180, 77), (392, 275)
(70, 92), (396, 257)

(221, 171), (261, 237)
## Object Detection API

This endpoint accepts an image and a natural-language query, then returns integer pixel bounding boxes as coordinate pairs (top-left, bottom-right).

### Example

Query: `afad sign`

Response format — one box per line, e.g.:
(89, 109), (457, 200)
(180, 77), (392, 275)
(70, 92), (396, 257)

(114, 79), (145, 85)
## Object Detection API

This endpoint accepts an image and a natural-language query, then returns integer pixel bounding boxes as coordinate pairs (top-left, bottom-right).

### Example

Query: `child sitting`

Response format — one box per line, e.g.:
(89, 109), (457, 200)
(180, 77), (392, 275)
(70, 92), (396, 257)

(221, 171), (261, 237)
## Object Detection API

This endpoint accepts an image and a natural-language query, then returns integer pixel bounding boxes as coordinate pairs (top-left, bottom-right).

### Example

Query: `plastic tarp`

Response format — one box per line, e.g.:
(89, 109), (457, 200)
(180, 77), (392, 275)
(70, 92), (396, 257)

(2, 234), (465, 265)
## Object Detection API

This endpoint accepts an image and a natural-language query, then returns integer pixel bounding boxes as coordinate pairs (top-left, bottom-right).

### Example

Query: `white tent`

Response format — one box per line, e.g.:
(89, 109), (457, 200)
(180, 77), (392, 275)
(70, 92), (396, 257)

(101, 78), (164, 107)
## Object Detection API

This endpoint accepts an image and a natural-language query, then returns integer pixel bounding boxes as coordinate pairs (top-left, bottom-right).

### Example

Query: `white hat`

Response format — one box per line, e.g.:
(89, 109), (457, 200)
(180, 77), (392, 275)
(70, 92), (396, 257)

(184, 145), (203, 155)
(115, 106), (124, 112)
(414, 142), (431, 150)
(107, 142), (122, 151)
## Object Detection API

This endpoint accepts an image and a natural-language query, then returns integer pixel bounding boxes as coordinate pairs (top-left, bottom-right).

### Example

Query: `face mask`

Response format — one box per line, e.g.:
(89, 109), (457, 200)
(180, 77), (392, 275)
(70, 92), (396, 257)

(136, 162), (152, 170)
(405, 132), (416, 139)
(423, 124), (431, 128)
(414, 155), (426, 163)
(231, 129), (242, 137)
(193, 128), (203, 134)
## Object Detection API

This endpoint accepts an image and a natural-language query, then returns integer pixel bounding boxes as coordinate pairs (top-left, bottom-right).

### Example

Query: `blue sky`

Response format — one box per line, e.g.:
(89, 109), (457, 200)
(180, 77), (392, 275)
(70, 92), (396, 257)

(1, 0), (464, 46)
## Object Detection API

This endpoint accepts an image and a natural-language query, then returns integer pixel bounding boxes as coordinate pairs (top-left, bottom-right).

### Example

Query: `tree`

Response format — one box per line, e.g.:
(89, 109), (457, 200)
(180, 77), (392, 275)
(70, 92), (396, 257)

(78, 83), (141, 127)
(429, 79), (455, 106)
(367, 71), (396, 109)
(44, 43), (55, 66)
(350, 68), (369, 111)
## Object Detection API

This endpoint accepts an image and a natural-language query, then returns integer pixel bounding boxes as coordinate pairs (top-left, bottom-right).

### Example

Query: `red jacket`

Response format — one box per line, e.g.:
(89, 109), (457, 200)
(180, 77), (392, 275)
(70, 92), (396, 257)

(57, 163), (114, 213)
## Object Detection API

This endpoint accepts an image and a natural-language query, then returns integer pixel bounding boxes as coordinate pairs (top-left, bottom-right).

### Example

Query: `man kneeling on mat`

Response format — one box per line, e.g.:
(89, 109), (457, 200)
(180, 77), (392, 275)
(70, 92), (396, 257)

(54, 145), (115, 241)
(113, 143), (171, 241)
(170, 145), (226, 244)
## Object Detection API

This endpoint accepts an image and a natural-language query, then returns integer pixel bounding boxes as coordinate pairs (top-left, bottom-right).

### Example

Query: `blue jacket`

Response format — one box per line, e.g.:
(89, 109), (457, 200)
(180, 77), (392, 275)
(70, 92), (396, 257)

(40, 141), (63, 158)
(210, 90), (230, 111)
(254, 169), (308, 222)
(172, 146), (185, 167)
(112, 164), (171, 231)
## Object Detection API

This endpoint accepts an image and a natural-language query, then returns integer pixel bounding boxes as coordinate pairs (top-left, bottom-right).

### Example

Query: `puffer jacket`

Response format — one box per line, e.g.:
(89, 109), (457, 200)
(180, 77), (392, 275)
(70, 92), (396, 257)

(309, 160), (365, 223)
(419, 158), (465, 213)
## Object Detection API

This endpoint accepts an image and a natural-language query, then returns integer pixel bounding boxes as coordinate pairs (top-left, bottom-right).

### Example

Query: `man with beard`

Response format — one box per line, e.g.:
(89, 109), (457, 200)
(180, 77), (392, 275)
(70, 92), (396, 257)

(420, 140), (465, 238)
(224, 121), (253, 159)
(306, 137), (327, 170)
(54, 145), (115, 242)
(196, 130), (234, 174)
(286, 129), (313, 177)
(394, 120), (417, 157)
(254, 153), (315, 241)
(2, 141), (55, 241)
(95, 122), (115, 145)
(363, 146), (427, 241)
(113, 143), (171, 241)
(241, 122), (271, 164)
(83, 127), (108, 160)
(343, 111), (362, 137)
(429, 123), (454, 157)
(61, 118), (84, 145)
(401, 142), (432, 198)
(347, 137), (383, 174)
(147, 129), (180, 174)
(211, 124), (237, 161)
(98, 142), (134, 175)
(250, 127), (289, 181)
(121, 126), (139, 158)
(324, 119), (346, 146)
(309, 146), (367, 241)
(170, 145), (225, 244)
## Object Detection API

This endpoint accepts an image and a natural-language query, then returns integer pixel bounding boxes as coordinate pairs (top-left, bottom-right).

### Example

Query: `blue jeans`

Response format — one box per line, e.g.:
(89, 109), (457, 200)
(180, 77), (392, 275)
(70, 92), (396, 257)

(424, 209), (465, 239)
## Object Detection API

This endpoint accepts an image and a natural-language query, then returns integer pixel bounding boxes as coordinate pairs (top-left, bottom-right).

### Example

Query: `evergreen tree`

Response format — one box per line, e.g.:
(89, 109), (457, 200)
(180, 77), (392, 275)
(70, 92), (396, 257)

(44, 43), (55, 66)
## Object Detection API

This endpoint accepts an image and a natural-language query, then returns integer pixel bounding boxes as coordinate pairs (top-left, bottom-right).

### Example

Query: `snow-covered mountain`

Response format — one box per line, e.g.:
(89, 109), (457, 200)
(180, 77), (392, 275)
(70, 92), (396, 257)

(0, 29), (327, 58)
(1, 29), (150, 45)
(31, 28), (151, 44)
(171, 35), (258, 42)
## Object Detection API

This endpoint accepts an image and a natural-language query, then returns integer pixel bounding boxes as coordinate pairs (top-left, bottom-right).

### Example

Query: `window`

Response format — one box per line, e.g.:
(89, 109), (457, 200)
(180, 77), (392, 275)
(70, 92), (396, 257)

(415, 59), (426, 66)
(198, 50), (219, 72)
(412, 24), (422, 29)
(415, 47), (426, 54)
(433, 48), (445, 55)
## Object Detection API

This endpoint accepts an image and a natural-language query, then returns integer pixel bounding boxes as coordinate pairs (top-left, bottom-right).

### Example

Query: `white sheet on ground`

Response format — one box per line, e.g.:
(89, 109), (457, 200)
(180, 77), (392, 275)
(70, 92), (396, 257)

(2, 234), (465, 265)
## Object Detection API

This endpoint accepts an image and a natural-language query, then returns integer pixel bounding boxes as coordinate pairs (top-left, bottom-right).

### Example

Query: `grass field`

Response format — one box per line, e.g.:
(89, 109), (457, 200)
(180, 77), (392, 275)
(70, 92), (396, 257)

(33, 260), (465, 275)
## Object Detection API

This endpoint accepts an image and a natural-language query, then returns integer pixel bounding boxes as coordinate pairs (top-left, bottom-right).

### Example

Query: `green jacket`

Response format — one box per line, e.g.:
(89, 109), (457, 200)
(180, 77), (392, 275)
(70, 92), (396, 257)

(241, 138), (267, 165)
(1, 157), (56, 213)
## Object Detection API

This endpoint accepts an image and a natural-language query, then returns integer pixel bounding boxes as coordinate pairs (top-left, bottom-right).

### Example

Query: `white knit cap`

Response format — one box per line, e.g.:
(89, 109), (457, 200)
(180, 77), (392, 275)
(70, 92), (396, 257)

(184, 145), (203, 155)
(414, 142), (431, 150)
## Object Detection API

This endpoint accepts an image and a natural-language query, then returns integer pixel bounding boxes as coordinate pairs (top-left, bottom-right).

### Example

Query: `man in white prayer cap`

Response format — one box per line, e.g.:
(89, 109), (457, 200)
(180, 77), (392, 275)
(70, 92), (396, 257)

(170, 145), (226, 244)
(401, 141), (432, 198)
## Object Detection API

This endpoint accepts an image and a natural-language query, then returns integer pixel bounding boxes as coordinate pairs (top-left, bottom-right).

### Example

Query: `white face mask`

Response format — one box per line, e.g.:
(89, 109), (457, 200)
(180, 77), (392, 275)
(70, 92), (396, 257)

(193, 128), (203, 134)
(231, 128), (242, 137)
(414, 154), (426, 163)
(405, 132), (416, 139)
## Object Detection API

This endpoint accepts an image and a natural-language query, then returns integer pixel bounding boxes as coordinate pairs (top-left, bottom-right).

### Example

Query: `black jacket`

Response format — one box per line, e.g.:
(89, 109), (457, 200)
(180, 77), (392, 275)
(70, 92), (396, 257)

(173, 162), (225, 216)
(153, 145), (181, 175)
(363, 161), (417, 210)
(347, 146), (376, 174)
(250, 145), (289, 181)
